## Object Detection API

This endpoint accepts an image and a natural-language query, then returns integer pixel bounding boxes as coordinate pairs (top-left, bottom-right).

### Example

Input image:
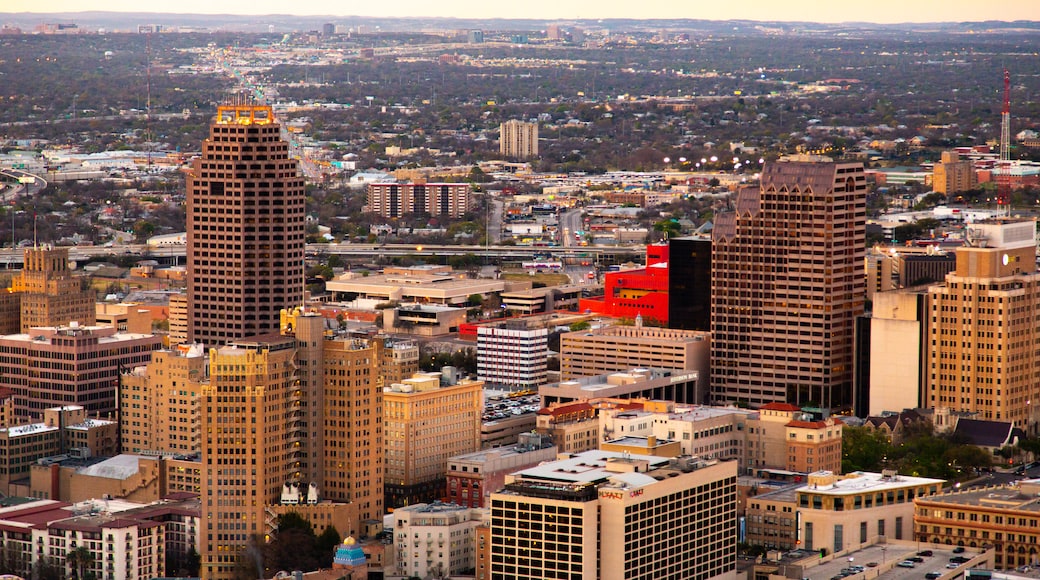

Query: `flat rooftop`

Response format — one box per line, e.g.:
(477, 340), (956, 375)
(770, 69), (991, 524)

(514, 449), (673, 485)
(801, 471), (945, 495)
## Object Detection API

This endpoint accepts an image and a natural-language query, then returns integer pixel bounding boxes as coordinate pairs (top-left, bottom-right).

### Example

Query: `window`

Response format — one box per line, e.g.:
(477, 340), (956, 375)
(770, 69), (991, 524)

(878, 519), (885, 538)
(834, 524), (843, 553)
(860, 522), (867, 544)
(894, 517), (903, 540)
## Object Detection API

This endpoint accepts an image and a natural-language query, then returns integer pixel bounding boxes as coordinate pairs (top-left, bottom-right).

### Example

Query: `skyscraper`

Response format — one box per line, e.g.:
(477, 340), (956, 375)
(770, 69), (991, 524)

(711, 156), (866, 410)
(186, 102), (305, 346)
(926, 219), (1040, 429)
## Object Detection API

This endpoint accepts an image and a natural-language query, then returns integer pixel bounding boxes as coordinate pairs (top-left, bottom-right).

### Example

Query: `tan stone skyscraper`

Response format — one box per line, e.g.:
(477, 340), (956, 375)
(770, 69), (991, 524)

(499, 119), (538, 159)
(711, 156), (866, 410)
(199, 335), (299, 580)
(186, 103), (305, 346)
(11, 245), (94, 332)
(926, 219), (1040, 429)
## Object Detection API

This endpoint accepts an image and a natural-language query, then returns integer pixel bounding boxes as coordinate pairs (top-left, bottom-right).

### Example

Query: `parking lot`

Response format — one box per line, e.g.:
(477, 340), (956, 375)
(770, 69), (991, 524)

(802, 545), (984, 580)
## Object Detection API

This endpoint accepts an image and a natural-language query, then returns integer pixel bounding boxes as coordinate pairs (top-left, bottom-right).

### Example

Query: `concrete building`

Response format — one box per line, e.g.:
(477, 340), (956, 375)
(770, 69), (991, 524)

(477, 322), (549, 391)
(933, 150), (977, 194)
(364, 182), (472, 218)
(95, 302), (153, 335)
(384, 372), (483, 509)
(559, 324), (710, 383)
(0, 325), (160, 419)
(489, 450), (738, 580)
(0, 406), (118, 494)
(499, 120), (539, 159)
(446, 432), (557, 508)
(121, 343), (206, 455)
(579, 244), (671, 324)
(326, 267), (512, 308)
(865, 290), (928, 416)
(540, 368), (702, 407)
(800, 470), (944, 552)
(382, 303), (467, 336)
(712, 156), (866, 410)
(392, 502), (485, 579)
(535, 400), (623, 454)
(926, 219), (1040, 428)
(914, 478), (1040, 569)
(9, 245), (95, 333)
(865, 246), (956, 301)
(186, 103), (305, 346)
(599, 400), (843, 475)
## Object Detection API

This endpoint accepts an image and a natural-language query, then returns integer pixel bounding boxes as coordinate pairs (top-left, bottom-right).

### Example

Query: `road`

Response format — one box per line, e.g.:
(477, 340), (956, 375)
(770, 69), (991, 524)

(560, 208), (584, 247)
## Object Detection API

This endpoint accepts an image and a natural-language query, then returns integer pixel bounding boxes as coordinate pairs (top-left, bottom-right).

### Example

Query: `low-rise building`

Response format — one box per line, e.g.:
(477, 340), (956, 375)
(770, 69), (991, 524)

(382, 303), (467, 336)
(914, 478), (1040, 570)
(540, 368), (701, 407)
(392, 502), (485, 579)
(446, 433), (557, 508)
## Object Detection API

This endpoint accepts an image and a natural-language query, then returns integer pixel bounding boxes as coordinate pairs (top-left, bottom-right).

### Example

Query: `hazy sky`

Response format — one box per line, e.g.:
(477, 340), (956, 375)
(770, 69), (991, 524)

(3, 0), (1040, 23)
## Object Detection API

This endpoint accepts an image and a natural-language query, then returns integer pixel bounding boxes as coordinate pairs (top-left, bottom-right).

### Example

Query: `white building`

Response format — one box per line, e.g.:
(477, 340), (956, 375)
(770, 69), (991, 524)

(477, 323), (549, 391)
(392, 502), (485, 579)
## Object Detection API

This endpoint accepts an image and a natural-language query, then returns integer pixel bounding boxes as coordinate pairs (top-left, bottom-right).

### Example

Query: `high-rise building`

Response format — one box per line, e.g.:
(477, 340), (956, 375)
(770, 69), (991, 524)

(711, 156), (866, 410)
(199, 336), (299, 580)
(933, 150), (977, 194)
(0, 325), (159, 419)
(167, 292), (188, 346)
(121, 343), (207, 455)
(364, 182), (472, 218)
(10, 245), (94, 333)
(668, 236), (712, 331)
(926, 219), (1040, 428)
(477, 322), (548, 390)
(186, 103), (305, 346)
(490, 451), (738, 580)
(384, 372), (483, 509)
(499, 120), (539, 159)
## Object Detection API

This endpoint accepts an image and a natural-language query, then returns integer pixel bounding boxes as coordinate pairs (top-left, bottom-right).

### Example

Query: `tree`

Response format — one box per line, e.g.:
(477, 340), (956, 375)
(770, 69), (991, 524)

(568, 321), (591, 332)
(316, 526), (342, 568)
(67, 546), (94, 580)
(842, 426), (894, 473)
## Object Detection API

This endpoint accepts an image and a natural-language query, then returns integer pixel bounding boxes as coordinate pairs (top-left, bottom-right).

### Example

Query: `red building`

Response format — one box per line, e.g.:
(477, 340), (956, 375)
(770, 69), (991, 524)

(579, 243), (670, 324)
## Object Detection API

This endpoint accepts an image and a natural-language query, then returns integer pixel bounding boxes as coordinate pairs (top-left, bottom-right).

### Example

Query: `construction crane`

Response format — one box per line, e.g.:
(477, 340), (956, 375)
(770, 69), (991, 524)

(997, 68), (1011, 216)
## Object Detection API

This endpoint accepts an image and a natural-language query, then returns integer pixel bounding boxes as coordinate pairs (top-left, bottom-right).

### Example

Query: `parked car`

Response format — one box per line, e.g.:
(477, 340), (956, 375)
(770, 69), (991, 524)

(897, 561), (916, 569)
(909, 557), (925, 563)
(952, 547), (965, 554)
(926, 572), (943, 579)
(918, 551), (933, 557)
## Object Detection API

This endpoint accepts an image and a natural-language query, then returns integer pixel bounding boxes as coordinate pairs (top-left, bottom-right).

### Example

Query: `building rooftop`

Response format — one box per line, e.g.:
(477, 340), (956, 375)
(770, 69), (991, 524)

(512, 450), (672, 485)
(75, 455), (148, 480)
(801, 471), (945, 496)
(916, 479), (1040, 512)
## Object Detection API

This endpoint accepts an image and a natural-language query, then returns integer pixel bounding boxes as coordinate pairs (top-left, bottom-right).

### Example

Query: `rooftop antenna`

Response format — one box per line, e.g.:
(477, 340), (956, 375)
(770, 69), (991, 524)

(997, 68), (1011, 217)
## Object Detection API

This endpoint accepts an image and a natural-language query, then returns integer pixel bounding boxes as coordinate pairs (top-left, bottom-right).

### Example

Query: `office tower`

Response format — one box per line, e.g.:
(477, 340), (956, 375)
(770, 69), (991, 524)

(467, 29), (484, 43)
(322, 22), (335, 36)
(559, 324), (709, 382)
(121, 343), (207, 454)
(926, 219), (1040, 428)
(933, 150), (977, 194)
(10, 245), (94, 333)
(364, 182), (472, 218)
(489, 451), (738, 580)
(0, 325), (159, 419)
(578, 243), (670, 323)
(668, 236), (712, 331)
(499, 120), (539, 159)
(384, 372), (483, 509)
(545, 24), (562, 40)
(199, 335), (299, 580)
(476, 322), (548, 390)
(186, 103), (305, 346)
(711, 156), (866, 409)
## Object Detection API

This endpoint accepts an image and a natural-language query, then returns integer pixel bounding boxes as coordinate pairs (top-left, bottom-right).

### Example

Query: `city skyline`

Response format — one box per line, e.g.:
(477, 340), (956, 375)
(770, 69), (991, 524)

(4, 0), (1040, 24)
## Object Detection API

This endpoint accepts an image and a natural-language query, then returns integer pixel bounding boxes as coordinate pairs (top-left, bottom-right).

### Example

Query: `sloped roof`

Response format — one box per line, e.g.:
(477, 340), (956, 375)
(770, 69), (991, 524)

(953, 419), (1015, 448)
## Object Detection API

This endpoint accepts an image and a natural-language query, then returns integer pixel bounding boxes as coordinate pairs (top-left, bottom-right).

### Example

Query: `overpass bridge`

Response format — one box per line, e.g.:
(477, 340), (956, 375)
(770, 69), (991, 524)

(0, 243), (647, 269)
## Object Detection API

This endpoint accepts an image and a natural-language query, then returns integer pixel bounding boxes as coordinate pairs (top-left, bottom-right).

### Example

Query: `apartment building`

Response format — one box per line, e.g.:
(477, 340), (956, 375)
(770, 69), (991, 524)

(365, 182), (472, 218)
(477, 322), (548, 391)
(121, 343), (206, 455)
(392, 502), (485, 578)
(500, 120), (538, 159)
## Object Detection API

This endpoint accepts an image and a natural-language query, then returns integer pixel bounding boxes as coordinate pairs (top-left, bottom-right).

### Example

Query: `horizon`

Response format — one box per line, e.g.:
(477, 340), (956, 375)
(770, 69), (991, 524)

(3, 0), (1040, 25)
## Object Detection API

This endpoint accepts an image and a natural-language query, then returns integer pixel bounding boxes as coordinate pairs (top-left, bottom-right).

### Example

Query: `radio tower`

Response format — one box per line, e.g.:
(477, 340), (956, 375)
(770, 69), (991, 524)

(997, 68), (1011, 216)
